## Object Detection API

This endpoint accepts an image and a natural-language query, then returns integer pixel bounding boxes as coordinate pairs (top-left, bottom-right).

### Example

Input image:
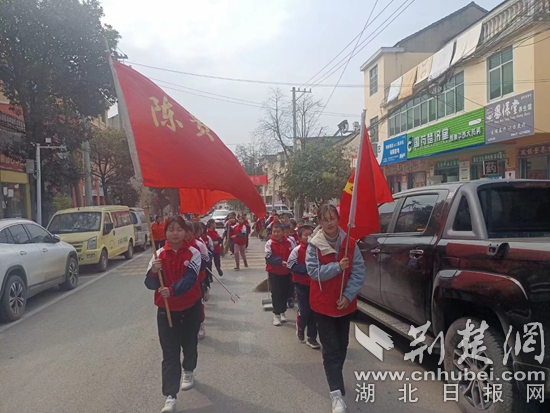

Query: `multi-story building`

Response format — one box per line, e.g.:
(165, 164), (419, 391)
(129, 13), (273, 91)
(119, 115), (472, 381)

(362, 0), (550, 193)
(0, 97), (31, 219)
(263, 152), (287, 205)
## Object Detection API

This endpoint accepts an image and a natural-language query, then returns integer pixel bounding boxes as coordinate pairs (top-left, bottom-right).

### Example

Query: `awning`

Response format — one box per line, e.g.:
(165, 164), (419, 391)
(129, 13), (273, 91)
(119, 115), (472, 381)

(399, 66), (417, 100)
(429, 41), (455, 81)
(386, 76), (403, 104)
(451, 22), (482, 66)
(415, 56), (433, 85)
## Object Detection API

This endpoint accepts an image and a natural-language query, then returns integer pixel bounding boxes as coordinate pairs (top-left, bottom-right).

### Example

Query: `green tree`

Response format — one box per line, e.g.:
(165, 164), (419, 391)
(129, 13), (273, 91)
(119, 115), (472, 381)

(0, 0), (120, 208)
(283, 141), (351, 205)
(89, 128), (136, 205)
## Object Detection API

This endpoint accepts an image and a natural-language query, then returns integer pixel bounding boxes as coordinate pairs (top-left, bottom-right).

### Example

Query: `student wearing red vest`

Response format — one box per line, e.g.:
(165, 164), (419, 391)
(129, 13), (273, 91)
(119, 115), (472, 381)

(231, 216), (248, 270)
(191, 221), (211, 341)
(305, 204), (365, 413)
(145, 217), (202, 413)
(265, 222), (294, 326)
(287, 224), (320, 349)
(206, 219), (223, 276)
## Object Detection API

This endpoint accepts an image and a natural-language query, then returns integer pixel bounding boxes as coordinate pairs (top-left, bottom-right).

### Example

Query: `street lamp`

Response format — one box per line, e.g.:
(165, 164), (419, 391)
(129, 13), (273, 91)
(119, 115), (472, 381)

(34, 141), (67, 225)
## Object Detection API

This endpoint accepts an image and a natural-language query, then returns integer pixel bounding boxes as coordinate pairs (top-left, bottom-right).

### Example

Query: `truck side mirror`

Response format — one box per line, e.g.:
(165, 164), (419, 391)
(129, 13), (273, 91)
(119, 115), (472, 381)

(104, 222), (114, 235)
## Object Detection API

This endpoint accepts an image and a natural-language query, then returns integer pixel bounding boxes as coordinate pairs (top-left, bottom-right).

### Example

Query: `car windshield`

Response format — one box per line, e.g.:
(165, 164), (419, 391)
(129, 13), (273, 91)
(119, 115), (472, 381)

(478, 183), (550, 238)
(48, 212), (102, 234)
(212, 210), (229, 218)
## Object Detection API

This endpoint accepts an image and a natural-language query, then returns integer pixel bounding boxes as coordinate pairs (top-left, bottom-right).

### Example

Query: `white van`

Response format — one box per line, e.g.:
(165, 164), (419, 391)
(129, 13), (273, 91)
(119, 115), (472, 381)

(129, 207), (150, 250)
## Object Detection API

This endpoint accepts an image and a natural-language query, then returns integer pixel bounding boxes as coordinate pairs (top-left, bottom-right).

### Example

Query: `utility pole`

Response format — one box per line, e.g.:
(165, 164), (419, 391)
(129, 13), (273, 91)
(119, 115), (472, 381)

(81, 118), (93, 206)
(35, 142), (67, 225)
(291, 87), (311, 216)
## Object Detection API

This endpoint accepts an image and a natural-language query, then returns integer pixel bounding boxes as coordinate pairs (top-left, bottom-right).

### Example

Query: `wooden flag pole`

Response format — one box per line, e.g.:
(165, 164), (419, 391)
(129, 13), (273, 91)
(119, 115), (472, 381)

(340, 110), (367, 299)
(139, 190), (173, 328)
(103, 38), (173, 327)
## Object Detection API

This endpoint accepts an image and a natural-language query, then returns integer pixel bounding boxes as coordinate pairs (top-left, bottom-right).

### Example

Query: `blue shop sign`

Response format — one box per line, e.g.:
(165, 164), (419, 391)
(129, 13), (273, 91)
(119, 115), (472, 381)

(380, 134), (407, 165)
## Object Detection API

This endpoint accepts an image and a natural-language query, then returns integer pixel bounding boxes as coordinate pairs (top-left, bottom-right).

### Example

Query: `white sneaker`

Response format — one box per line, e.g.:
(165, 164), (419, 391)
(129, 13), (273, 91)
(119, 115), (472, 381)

(330, 390), (347, 413)
(273, 314), (282, 326)
(204, 289), (210, 302)
(161, 396), (177, 413)
(181, 371), (195, 391)
(198, 323), (206, 340)
(280, 312), (287, 323)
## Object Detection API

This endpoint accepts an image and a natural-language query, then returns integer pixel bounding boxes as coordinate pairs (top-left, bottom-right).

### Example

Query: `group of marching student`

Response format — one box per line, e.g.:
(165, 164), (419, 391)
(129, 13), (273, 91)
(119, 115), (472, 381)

(144, 216), (224, 413)
(265, 204), (366, 413)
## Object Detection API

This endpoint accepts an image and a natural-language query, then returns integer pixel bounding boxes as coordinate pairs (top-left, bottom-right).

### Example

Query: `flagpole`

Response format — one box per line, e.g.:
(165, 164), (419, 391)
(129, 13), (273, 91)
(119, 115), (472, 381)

(103, 38), (173, 328)
(340, 110), (367, 299)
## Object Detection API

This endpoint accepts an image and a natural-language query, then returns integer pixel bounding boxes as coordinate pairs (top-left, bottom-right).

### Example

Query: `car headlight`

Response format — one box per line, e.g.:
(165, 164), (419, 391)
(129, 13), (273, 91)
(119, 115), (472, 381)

(88, 237), (97, 250)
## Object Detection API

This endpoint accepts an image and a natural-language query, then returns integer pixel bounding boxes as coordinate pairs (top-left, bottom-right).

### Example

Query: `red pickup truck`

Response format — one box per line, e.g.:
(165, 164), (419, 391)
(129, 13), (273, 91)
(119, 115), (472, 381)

(357, 180), (550, 413)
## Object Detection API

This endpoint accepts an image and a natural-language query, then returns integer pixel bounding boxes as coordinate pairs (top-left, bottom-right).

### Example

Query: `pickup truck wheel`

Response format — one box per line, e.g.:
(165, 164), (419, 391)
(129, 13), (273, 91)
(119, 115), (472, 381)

(444, 317), (530, 413)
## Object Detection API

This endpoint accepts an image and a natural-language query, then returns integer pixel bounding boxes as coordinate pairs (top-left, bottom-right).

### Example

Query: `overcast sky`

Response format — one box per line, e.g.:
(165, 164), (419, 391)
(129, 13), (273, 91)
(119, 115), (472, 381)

(101, 0), (502, 150)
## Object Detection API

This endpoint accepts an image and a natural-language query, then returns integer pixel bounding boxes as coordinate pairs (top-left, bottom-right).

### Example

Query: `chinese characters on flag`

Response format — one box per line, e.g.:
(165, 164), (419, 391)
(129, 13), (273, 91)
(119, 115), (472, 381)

(112, 61), (266, 217)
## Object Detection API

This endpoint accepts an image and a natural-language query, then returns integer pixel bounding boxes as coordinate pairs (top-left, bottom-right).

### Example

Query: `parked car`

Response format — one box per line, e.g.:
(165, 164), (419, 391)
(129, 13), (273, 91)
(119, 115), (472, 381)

(0, 219), (79, 322)
(266, 204), (293, 217)
(357, 180), (550, 413)
(212, 209), (231, 228)
(129, 207), (150, 251)
(47, 206), (135, 272)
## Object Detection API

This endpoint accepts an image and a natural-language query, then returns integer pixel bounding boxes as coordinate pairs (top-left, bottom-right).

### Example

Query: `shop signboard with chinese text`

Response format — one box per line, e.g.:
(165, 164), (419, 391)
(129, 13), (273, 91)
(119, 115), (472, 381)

(483, 160), (499, 175)
(0, 151), (25, 172)
(518, 144), (550, 158)
(407, 108), (485, 159)
(380, 134), (407, 165)
(436, 159), (460, 170)
(472, 151), (506, 165)
(485, 90), (534, 144)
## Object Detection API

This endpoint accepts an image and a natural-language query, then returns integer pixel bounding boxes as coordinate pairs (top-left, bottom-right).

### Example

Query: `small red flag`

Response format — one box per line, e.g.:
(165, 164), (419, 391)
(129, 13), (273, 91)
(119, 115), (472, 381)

(249, 174), (268, 186)
(178, 188), (236, 215)
(112, 61), (266, 218)
(339, 124), (393, 239)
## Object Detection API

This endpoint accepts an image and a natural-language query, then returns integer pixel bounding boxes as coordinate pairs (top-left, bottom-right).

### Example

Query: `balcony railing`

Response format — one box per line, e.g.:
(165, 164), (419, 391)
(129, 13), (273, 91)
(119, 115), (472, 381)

(481, 0), (550, 43)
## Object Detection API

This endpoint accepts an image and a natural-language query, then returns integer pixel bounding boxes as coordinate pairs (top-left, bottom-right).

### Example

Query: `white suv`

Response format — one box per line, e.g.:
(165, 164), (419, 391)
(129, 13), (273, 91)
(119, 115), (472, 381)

(0, 219), (79, 322)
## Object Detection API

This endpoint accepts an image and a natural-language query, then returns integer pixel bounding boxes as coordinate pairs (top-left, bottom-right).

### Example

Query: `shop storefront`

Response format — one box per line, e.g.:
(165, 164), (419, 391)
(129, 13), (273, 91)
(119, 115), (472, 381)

(471, 151), (507, 179)
(379, 134), (408, 194)
(0, 152), (31, 219)
(518, 144), (550, 179)
(406, 108), (486, 184)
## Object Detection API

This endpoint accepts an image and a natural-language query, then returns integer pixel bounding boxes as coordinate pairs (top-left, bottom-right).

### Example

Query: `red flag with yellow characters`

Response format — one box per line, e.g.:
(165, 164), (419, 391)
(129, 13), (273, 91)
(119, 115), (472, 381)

(339, 125), (393, 239)
(112, 61), (266, 218)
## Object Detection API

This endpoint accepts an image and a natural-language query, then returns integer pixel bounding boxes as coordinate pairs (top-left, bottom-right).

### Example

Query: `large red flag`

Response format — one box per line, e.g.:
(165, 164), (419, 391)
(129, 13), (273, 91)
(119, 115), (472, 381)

(339, 123), (393, 239)
(112, 61), (266, 217)
(178, 188), (236, 215)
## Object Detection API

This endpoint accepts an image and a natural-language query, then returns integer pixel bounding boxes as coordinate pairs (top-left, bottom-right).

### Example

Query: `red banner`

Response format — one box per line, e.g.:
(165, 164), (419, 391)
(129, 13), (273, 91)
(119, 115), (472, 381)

(179, 188), (236, 215)
(249, 174), (268, 185)
(112, 61), (266, 218)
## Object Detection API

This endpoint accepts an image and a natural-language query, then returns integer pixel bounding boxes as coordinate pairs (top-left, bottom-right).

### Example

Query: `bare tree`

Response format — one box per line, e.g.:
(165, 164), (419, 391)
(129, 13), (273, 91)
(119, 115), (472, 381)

(235, 137), (269, 176)
(254, 88), (323, 157)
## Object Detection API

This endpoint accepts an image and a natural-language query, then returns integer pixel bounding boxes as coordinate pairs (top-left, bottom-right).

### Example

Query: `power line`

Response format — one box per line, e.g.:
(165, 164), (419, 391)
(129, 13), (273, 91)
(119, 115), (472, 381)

(301, 0), (397, 88)
(153, 78), (360, 118)
(311, 0), (416, 87)
(314, 0), (382, 124)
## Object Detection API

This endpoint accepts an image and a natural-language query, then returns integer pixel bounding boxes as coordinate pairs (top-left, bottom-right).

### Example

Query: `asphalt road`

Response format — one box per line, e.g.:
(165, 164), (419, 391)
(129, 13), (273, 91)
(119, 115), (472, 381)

(0, 238), (462, 413)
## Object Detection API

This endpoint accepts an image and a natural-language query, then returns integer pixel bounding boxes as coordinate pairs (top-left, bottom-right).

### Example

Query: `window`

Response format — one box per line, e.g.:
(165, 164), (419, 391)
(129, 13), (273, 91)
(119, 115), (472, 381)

(478, 185), (550, 237)
(112, 211), (132, 228)
(453, 196), (473, 231)
(0, 229), (14, 244)
(369, 116), (379, 143)
(48, 212), (102, 234)
(369, 65), (378, 96)
(24, 224), (50, 243)
(130, 212), (139, 225)
(387, 72), (465, 137)
(379, 202), (396, 233)
(7, 224), (30, 244)
(488, 46), (513, 100)
(394, 194), (438, 233)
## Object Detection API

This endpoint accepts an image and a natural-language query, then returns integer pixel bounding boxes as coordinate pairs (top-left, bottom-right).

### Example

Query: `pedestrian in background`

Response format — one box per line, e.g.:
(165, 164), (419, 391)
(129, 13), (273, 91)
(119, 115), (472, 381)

(144, 217), (202, 413)
(265, 222), (293, 326)
(243, 213), (251, 249)
(206, 219), (223, 276)
(152, 216), (166, 250)
(305, 204), (365, 413)
(231, 216), (248, 270)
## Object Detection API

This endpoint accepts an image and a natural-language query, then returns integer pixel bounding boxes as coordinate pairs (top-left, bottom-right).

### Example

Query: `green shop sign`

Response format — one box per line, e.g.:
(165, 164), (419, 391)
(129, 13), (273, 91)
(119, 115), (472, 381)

(472, 151), (506, 165)
(407, 108), (485, 159)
